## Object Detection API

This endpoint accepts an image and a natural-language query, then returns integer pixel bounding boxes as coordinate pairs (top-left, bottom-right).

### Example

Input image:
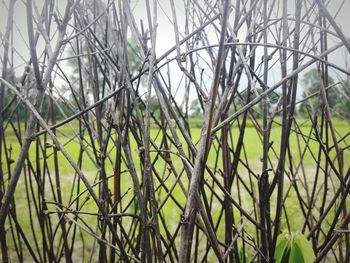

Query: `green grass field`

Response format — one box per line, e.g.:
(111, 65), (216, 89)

(2, 118), (349, 261)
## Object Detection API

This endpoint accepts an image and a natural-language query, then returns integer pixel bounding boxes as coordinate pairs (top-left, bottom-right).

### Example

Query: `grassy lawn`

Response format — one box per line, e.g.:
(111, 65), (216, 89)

(2, 117), (349, 261)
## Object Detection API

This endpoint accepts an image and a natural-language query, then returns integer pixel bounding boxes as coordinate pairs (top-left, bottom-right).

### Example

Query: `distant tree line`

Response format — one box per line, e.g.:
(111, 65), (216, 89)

(299, 69), (350, 119)
(190, 69), (350, 120)
(2, 68), (72, 122)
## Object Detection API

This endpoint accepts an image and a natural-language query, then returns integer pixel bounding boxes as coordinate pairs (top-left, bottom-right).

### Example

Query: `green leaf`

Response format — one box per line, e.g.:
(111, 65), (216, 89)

(275, 235), (290, 263)
(295, 234), (315, 263)
(275, 232), (315, 263)
(289, 242), (304, 263)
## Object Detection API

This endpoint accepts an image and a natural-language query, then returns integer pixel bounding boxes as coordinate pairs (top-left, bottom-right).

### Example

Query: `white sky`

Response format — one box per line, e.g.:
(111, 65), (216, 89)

(0, 0), (349, 102)
(1, 0), (349, 64)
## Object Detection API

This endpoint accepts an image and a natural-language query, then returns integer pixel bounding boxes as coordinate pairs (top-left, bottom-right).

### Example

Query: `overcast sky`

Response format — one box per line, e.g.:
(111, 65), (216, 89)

(1, 0), (349, 63)
(0, 0), (349, 101)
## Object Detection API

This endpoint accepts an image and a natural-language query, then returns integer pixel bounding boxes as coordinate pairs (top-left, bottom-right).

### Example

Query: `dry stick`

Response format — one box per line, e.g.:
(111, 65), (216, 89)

(152, 76), (232, 259)
(212, 37), (350, 134)
(8, 208), (39, 262)
(163, 42), (349, 76)
(0, 0), (16, 262)
(6, 121), (47, 262)
(45, 209), (140, 220)
(0, 78), (132, 261)
(111, 95), (123, 262)
(294, 123), (314, 233)
(0, 135), (23, 261)
(315, 196), (350, 261)
(236, 2), (271, 258)
(223, 209), (253, 260)
(110, 10), (153, 259)
(12, 122), (47, 260)
(55, 206), (141, 263)
(147, 150), (188, 216)
(35, 7), (73, 262)
(49, 84), (72, 263)
(84, 4), (109, 261)
(200, 4), (350, 258)
(23, 15), (109, 259)
(46, 199), (139, 256)
(196, 7), (274, 133)
(112, 7), (150, 262)
(259, 1), (272, 261)
(168, 1), (234, 259)
(26, 0), (42, 89)
(114, 125), (147, 260)
(152, 74), (228, 257)
(0, 0), (75, 232)
(316, 10), (334, 254)
(272, 0), (302, 256)
(316, 69), (345, 173)
(24, 161), (44, 262)
(133, 9), (228, 263)
(179, 1), (230, 262)
(169, 0), (207, 99)
(34, 130), (51, 261)
(45, 66), (101, 170)
(309, 168), (350, 244)
(100, 128), (140, 256)
(70, 120), (84, 259)
(156, 65), (259, 226)
(314, 0), (350, 54)
(197, 0), (265, 125)
(63, 0), (115, 44)
(316, 66), (349, 253)
(308, 112), (335, 247)
(222, 44), (238, 263)
(226, 0), (257, 176)
(219, 2), (261, 260)
(109, 4), (127, 260)
(122, 2), (220, 258)
(143, 0), (165, 261)
(33, 34), (349, 139)
(221, 83), (235, 262)
(3, 0), (350, 260)
(4, 132), (30, 257)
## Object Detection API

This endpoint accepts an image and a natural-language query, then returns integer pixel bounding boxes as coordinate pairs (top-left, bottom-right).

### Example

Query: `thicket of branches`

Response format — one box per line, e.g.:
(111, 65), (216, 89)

(0, 0), (349, 262)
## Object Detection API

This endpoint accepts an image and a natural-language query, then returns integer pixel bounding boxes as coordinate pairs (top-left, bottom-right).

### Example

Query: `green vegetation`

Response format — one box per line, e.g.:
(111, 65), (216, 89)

(299, 69), (350, 118)
(4, 117), (349, 229)
(274, 232), (315, 263)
